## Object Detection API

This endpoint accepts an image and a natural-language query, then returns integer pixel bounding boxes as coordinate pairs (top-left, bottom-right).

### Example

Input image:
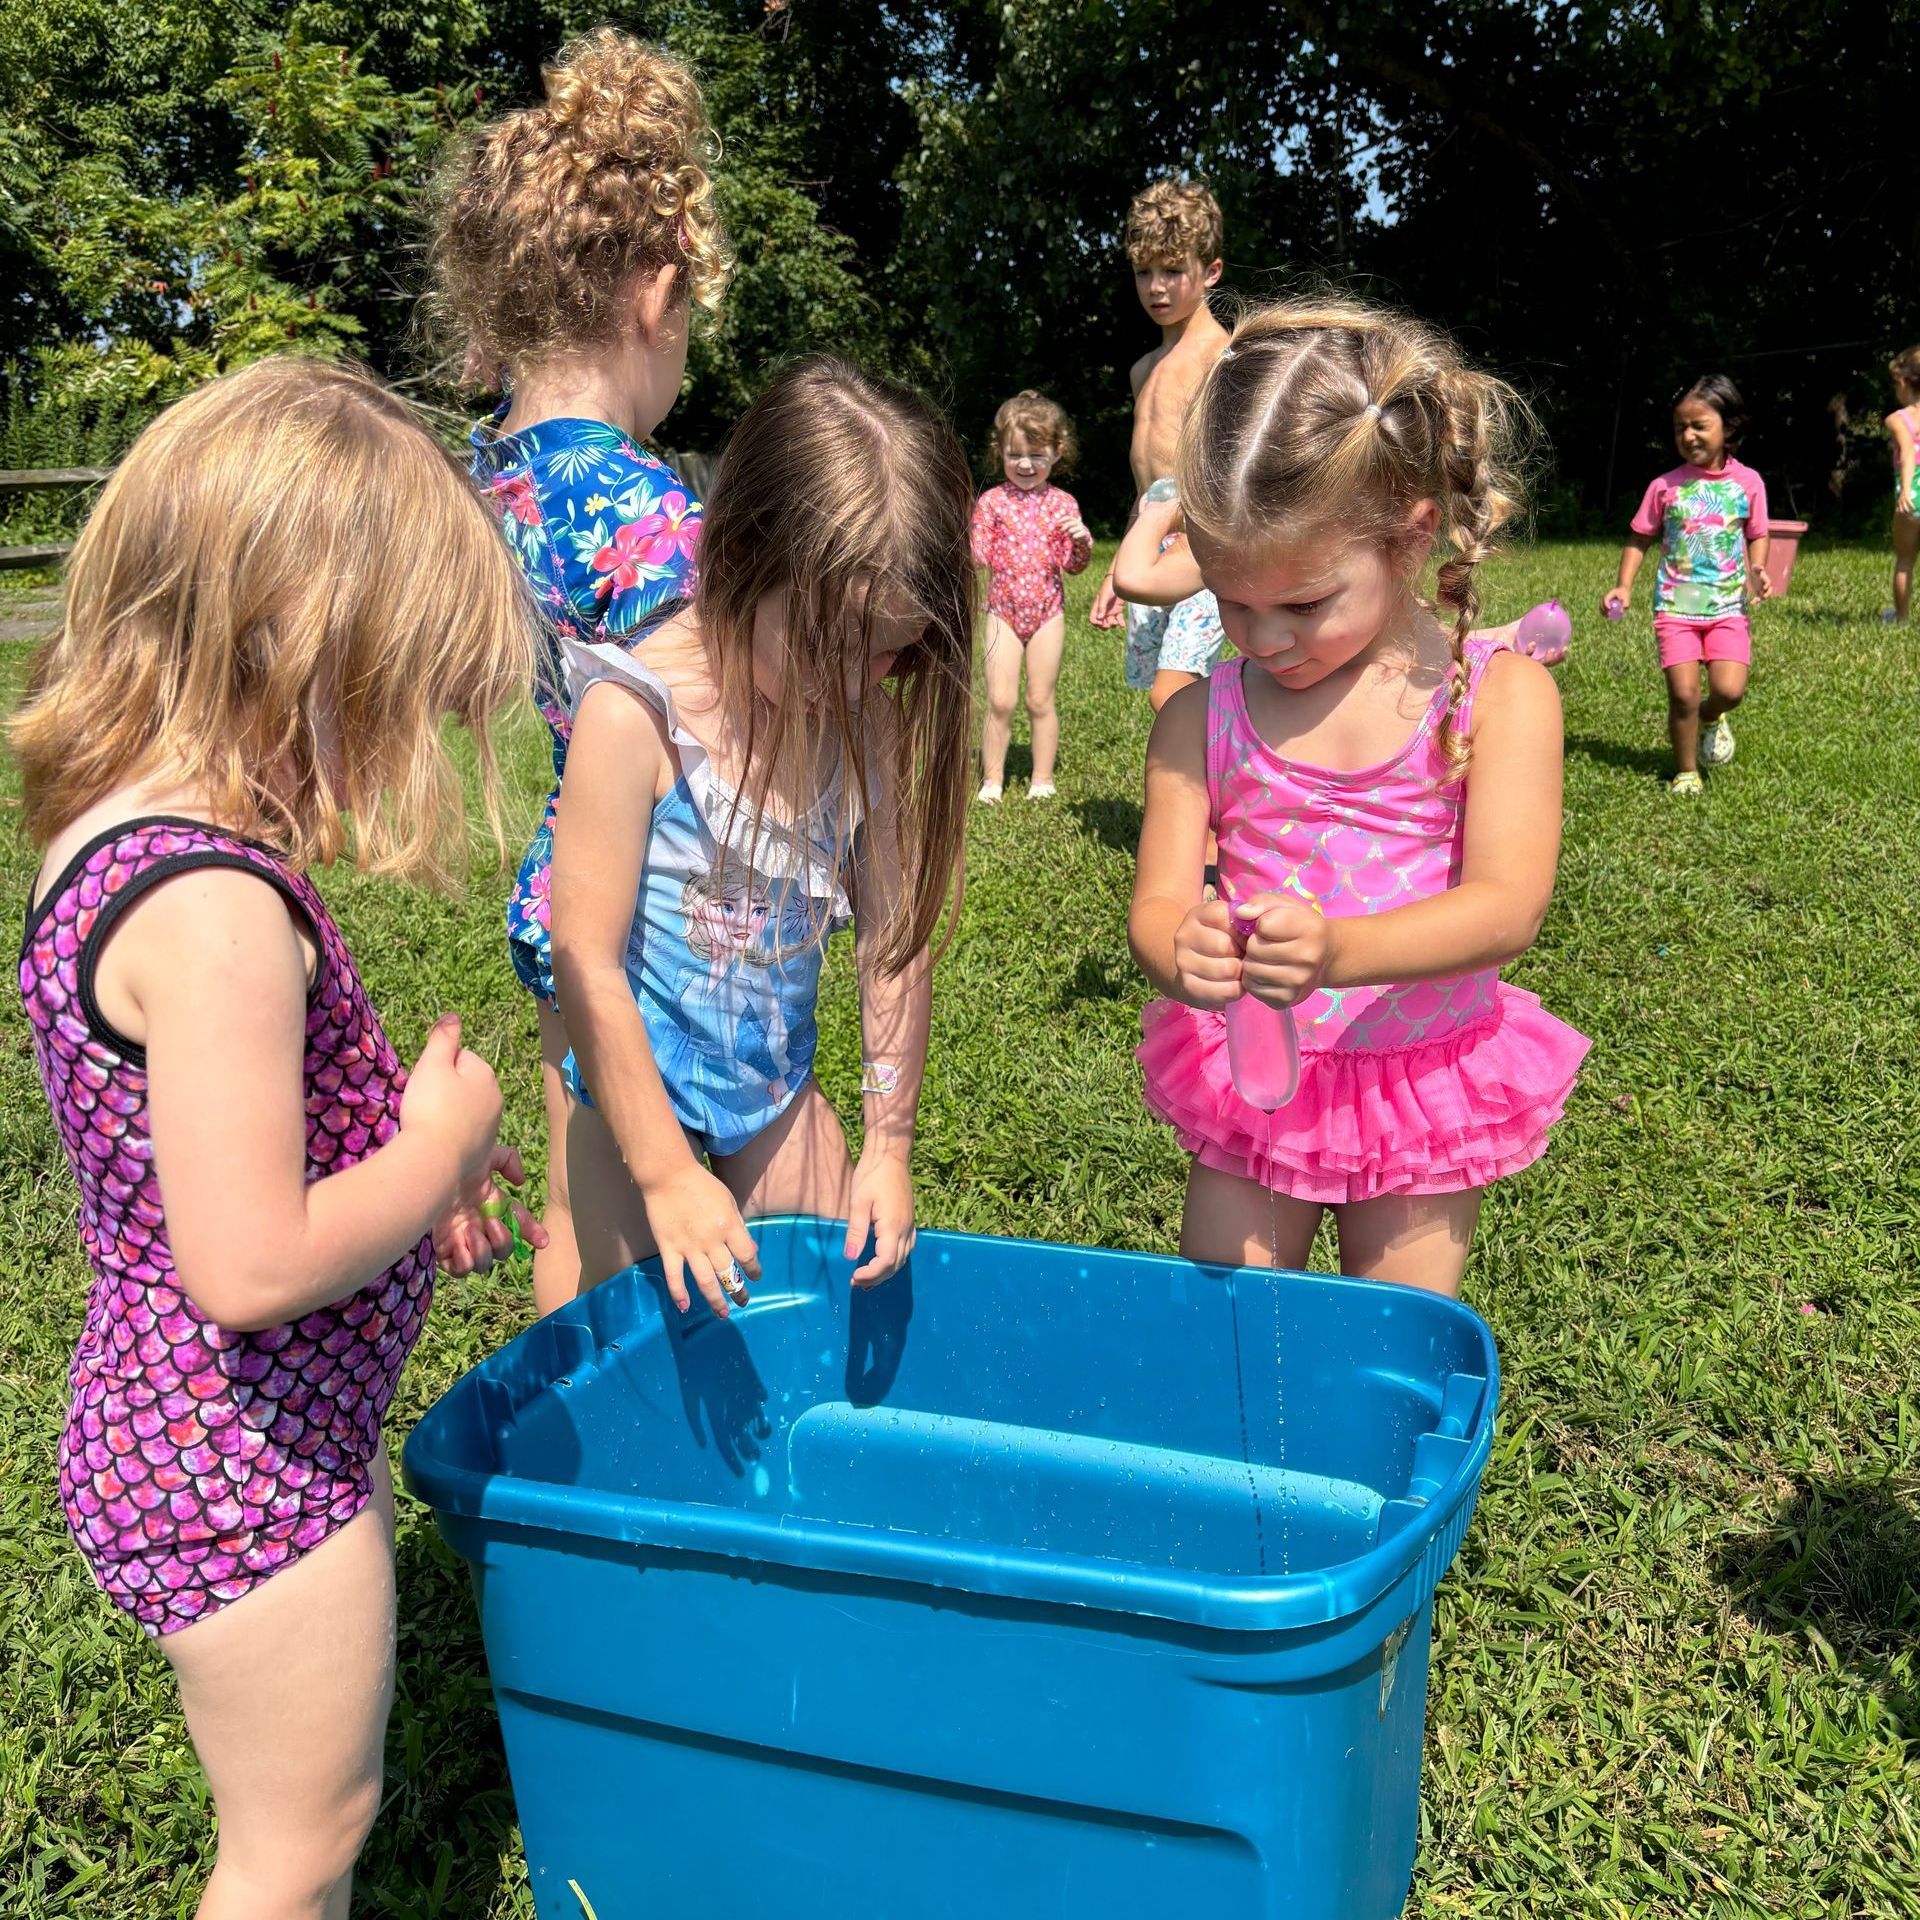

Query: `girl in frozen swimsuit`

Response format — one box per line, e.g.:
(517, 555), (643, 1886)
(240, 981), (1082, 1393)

(551, 357), (975, 1314)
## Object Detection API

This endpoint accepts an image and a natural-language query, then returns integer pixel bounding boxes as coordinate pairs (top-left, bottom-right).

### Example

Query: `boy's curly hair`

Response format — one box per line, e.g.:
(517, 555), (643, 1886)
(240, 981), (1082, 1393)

(1124, 178), (1224, 271)
(989, 390), (1077, 473)
(426, 27), (732, 383)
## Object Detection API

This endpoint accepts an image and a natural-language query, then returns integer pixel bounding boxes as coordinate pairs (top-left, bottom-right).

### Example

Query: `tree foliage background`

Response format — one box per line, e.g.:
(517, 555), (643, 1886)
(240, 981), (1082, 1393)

(2, 0), (1915, 529)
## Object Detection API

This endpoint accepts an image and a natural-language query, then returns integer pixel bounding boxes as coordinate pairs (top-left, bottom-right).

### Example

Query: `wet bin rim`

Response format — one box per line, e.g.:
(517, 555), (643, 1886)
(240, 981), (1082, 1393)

(401, 1218), (1500, 1635)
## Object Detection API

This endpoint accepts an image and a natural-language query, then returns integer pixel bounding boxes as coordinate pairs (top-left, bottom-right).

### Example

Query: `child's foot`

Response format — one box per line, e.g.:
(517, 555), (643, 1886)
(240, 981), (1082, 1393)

(1669, 770), (1705, 796)
(977, 781), (1003, 805)
(1028, 780), (1056, 801)
(1885, 609), (1909, 624)
(1700, 715), (1735, 767)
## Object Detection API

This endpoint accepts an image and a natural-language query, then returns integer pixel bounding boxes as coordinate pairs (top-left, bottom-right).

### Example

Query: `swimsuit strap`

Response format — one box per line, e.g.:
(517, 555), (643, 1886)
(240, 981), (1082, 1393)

(1203, 657), (1253, 823)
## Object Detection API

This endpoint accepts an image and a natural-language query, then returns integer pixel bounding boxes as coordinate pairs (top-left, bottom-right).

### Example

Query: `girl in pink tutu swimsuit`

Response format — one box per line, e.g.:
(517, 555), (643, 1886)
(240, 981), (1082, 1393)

(1130, 298), (1588, 1294)
(11, 358), (542, 1915)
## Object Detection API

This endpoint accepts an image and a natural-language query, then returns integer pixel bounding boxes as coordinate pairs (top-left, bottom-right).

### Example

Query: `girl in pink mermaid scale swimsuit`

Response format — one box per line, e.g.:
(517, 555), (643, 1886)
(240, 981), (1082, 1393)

(1129, 298), (1588, 1295)
(971, 390), (1094, 802)
(11, 358), (542, 1914)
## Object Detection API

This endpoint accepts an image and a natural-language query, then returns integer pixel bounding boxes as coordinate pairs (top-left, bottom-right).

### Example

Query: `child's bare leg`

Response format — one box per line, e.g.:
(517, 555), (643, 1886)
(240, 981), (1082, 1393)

(715, 1078), (855, 1223)
(1664, 663), (1703, 772)
(1332, 1191), (1483, 1298)
(162, 1459), (397, 1920)
(1701, 659), (1748, 725)
(1022, 613), (1067, 787)
(1893, 512), (1918, 621)
(1179, 1160), (1322, 1270)
(1149, 666), (1200, 713)
(980, 615), (1022, 789)
(531, 1000), (580, 1315)
(566, 1100), (666, 1288)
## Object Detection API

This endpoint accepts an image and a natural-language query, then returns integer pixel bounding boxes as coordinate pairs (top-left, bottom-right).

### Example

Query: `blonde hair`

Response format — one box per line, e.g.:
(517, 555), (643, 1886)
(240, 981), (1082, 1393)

(1892, 346), (1920, 400)
(1125, 179), (1224, 270)
(9, 357), (535, 883)
(1176, 296), (1527, 772)
(427, 27), (731, 381)
(990, 391), (1077, 473)
(695, 356), (975, 974)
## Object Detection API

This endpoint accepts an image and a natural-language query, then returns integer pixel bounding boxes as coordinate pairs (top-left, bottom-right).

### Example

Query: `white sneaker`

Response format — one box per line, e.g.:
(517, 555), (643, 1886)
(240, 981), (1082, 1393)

(1701, 716), (1735, 767)
(1028, 781), (1056, 800)
(976, 781), (1002, 804)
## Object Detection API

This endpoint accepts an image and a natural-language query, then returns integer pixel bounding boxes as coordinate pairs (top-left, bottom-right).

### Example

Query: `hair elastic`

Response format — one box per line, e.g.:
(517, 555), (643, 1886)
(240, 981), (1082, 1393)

(1363, 402), (1382, 420)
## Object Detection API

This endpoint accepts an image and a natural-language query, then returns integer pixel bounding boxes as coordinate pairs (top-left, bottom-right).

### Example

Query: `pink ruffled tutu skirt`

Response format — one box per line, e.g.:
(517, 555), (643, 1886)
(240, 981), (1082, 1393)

(1138, 986), (1589, 1206)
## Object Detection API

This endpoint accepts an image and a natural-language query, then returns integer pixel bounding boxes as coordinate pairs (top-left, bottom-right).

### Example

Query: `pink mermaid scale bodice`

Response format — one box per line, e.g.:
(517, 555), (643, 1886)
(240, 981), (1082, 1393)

(18, 818), (432, 1635)
(1138, 640), (1589, 1204)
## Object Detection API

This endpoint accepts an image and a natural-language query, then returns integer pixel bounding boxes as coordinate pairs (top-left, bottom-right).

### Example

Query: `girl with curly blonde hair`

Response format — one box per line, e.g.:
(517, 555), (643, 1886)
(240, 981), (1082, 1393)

(427, 25), (733, 1309)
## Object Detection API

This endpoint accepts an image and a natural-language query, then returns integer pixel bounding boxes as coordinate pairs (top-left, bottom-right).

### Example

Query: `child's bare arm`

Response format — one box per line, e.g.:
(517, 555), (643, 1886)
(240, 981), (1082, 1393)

(1113, 495), (1204, 606)
(1317, 654), (1563, 988)
(848, 736), (928, 1288)
(552, 679), (759, 1315)
(1607, 532), (1656, 608)
(1890, 412), (1918, 505)
(1128, 684), (1238, 1006)
(128, 873), (495, 1331)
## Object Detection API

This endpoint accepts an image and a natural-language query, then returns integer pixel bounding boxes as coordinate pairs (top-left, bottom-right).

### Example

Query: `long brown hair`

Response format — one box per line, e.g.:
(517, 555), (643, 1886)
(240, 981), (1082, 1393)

(1176, 295), (1528, 772)
(9, 356), (535, 883)
(425, 26), (731, 382)
(694, 355), (974, 973)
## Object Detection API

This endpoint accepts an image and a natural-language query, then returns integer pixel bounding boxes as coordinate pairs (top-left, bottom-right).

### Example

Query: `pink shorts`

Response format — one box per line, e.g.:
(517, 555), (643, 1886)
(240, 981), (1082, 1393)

(1654, 613), (1750, 669)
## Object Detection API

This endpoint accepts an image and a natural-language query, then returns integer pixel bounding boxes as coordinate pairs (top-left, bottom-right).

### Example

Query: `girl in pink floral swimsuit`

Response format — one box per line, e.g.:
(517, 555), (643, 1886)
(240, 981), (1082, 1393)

(1130, 298), (1587, 1295)
(11, 358), (541, 1915)
(971, 390), (1094, 801)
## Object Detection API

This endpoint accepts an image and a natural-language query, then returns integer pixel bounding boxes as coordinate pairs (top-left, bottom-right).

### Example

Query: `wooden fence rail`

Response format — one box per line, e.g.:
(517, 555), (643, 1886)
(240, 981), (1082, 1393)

(0, 467), (112, 569)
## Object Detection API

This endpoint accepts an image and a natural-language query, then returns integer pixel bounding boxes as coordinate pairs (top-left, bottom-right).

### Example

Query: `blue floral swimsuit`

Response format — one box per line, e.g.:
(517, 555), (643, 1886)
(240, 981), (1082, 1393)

(470, 412), (701, 1005)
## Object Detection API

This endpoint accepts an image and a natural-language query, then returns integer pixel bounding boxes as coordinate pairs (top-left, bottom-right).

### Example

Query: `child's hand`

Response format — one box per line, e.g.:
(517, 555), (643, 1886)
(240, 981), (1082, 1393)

(1173, 900), (1244, 1008)
(641, 1162), (761, 1318)
(1602, 588), (1628, 617)
(1090, 572), (1125, 628)
(1065, 518), (1092, 544)
(845, 1149), (914, 1288)
(432, 1145), (550, 1277)
(1751, 566), (1774, 602)
(400, 1015), (504, 1190)
(1134, 490), (1184, 540)
(1240, 896), (1332, 1008)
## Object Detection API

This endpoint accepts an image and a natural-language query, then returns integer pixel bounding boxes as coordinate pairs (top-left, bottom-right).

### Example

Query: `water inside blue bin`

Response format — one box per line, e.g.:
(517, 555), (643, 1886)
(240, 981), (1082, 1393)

(489, 1223), (1468, 1584)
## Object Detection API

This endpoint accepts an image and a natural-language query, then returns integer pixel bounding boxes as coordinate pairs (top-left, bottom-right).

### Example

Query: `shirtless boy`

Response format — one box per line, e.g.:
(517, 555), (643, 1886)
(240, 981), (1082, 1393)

(1088, 178), (1231, 709)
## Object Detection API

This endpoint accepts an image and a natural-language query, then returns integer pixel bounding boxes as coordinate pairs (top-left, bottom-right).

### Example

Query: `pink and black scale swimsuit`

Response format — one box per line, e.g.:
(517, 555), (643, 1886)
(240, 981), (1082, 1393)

(18, 818), (433, 1636)
(970, 482), (1093, 640)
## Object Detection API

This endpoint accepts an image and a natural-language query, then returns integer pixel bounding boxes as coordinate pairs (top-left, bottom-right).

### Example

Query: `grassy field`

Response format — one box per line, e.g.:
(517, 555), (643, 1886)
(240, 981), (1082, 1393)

(3, 538), (1918, 1917)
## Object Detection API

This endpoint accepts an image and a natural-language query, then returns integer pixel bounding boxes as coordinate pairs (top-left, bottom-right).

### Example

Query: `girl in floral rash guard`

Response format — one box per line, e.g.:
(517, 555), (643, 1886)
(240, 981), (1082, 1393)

(429, 26), (733, 1309)
(1605, 374), (1772, 795)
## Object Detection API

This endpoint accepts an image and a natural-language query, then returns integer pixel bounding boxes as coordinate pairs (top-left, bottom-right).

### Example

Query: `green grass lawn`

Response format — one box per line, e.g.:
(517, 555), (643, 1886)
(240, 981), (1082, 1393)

(3, 539), (1918, 1917)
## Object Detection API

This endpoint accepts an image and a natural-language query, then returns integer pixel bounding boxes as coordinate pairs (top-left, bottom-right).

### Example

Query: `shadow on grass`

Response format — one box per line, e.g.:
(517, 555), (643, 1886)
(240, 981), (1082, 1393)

(1564, 732), (1675, 782)
(1056, 949), (1134, 1009)
(1714, 1471), (1920, 1738)
(361, 1518), (524, 1912)
(1072, 796), (1143, 854)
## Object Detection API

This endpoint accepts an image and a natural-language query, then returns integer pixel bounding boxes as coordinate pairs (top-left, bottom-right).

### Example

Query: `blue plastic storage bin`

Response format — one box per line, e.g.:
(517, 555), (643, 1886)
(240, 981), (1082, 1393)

(403, 1217), (1497, 1920)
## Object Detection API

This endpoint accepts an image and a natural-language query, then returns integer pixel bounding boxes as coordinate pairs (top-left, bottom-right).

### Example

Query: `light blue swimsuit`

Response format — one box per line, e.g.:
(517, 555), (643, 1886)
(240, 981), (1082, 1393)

(560, 639), (853, 1156)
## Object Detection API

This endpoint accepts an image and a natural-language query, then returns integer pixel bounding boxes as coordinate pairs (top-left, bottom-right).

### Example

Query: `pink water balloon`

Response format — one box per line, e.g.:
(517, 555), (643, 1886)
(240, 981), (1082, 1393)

(1514, 598), (1572, 664)
(1225, 900), (1302, 1109)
